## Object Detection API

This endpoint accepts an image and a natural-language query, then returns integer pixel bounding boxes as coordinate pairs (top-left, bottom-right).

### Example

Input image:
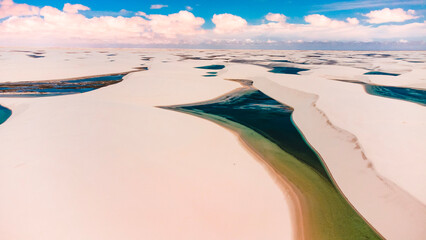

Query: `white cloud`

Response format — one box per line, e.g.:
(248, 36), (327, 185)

(150, 4), (168, 10)
(304, 14), (350, 27)
(0, 1), (425, 47)
(146, 11), (205, 38)
(63, 3), (90, 14)
(212, 13), (247, 34)
(364, 8), (418, 24)
(373, 21), (426, 40)
(0, 0), (39, 19)
(346, 17), (359, 25)
(265, 13), (286, 23)
(0, 5), (204, 46)
(185, 6), (193, 11)
(135, 11), (148, 17)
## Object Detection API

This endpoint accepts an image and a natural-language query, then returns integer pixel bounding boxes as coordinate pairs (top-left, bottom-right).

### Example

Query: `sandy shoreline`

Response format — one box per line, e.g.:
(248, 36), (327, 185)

(225, 125), (308, 240)
(171, 106), (307, 240)
(247, 76), (426, 239)
(165, 84), (381, 239)
(160, 82), (307, 239)
(0, 49), (294, 240)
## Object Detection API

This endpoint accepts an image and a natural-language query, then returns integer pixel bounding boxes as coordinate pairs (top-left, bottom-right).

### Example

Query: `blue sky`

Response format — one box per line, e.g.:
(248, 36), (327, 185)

(1, 0), (425, 49)
(21, 0), (426, 27)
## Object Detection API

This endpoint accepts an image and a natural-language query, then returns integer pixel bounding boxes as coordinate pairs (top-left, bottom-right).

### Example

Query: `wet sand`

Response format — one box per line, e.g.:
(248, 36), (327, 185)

(163, 86), (380, 239)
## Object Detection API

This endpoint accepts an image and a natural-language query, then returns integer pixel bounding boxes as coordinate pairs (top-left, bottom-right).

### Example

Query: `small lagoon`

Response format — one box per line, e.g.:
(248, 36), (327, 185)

(178, 89), (329, 179)
(196, 65), (223, 77)
(365, 85), (426, 105)
(269, 66), (309, 75)
(0, 74), (125, 97)
(364, 71), (400, 76)
(0, 73), (133, 126)
(333, 79), (426, 106)
(195, 65), (225, 70)
(0, 105), (12, 125)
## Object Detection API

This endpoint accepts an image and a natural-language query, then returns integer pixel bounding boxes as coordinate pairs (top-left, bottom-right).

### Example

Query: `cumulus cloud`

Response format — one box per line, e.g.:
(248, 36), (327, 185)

(364, 8), (418, 24)
(185, 6), (192, 11)
(346, 17), (359, 25)
(0, 0), (39, 19)
(265, 13), (286, 23)
(146, 11), (205, 38)
(135, 11), (148, 17)
(150, 4), (168, 10)
(0, 4), (204, 46)
(372, 20), (426, 40)
(63, 3), (90, 14)
(212, 13), (247, 34)
(304, 14), (355, 27)
(0, 1), (425, 47)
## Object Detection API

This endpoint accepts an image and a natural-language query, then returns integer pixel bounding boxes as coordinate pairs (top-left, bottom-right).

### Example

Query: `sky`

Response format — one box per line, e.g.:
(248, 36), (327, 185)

(0, 0), (425, 49)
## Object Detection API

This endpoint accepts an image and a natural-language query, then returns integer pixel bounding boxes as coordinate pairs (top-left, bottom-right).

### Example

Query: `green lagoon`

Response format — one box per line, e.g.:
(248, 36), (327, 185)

(165, 88), (381, 240)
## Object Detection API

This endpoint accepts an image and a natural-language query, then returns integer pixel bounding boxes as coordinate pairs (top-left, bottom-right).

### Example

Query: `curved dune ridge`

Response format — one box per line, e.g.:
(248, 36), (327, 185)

(162, 84), (381, 239)
(0, 48), (425, 240)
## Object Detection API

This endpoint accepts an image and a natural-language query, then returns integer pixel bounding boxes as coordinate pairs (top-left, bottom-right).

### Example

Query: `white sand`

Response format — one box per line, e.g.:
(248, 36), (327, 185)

(221, 55), (426, 240)
(0, 49), (293, 240)
(1, 48), (425, 240)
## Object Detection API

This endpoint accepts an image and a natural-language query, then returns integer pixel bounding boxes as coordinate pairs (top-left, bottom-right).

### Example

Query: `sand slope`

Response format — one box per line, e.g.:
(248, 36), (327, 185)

(0, 50), (293, 240)
(1, 48), (425, 240)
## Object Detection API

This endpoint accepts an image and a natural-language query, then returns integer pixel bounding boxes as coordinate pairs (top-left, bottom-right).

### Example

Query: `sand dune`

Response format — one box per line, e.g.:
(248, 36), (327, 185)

(0, 48), (425, 240)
